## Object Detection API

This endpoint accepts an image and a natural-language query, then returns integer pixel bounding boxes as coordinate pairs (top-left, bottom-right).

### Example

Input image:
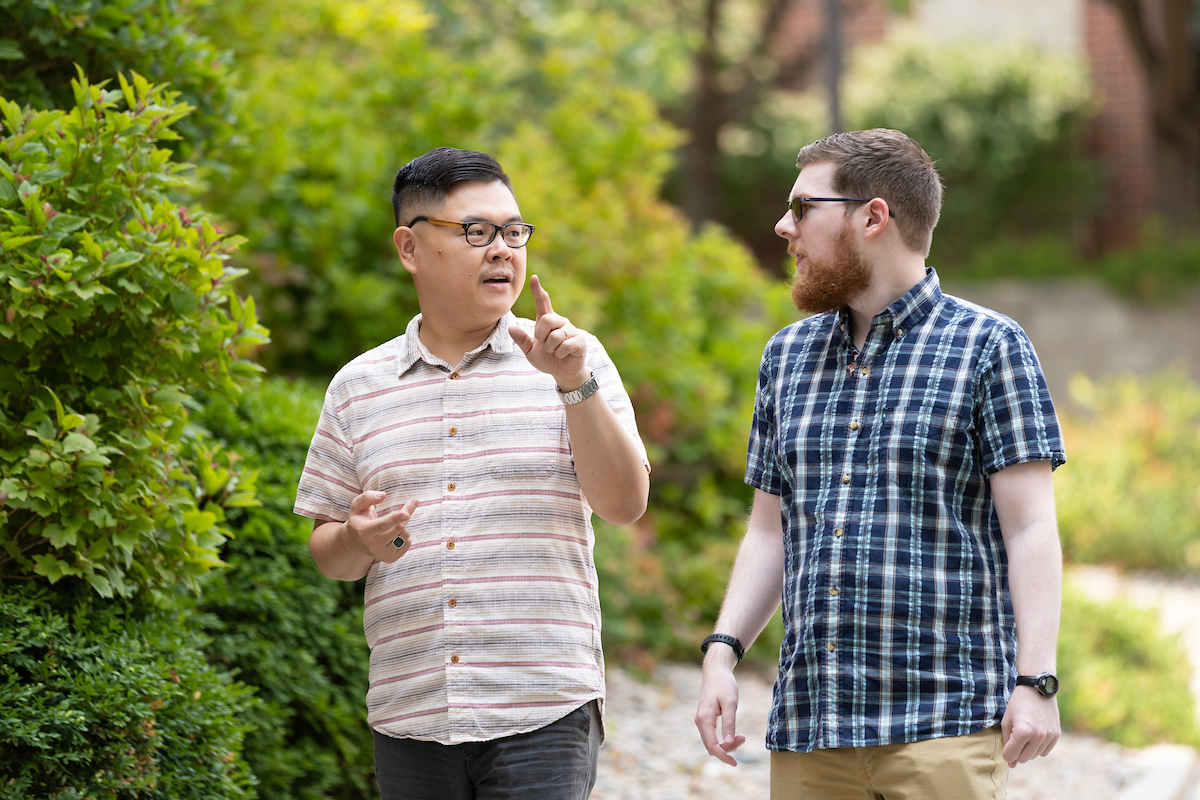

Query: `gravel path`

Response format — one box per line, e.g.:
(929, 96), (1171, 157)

(591, 663), (1141, 800)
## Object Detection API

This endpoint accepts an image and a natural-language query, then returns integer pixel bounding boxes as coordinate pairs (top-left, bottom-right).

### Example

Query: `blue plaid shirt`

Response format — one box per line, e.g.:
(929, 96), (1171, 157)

(746, 268), (1065, 753)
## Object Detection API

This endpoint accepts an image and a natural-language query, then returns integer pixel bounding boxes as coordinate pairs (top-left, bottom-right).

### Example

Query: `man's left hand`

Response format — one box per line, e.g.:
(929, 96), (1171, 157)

(1000, 685), (1060, 767)
(509, 274), (590, 390)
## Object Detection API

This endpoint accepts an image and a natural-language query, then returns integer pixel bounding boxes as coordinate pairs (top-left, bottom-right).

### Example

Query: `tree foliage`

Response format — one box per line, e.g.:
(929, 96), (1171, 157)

(0, 73), (267, 597)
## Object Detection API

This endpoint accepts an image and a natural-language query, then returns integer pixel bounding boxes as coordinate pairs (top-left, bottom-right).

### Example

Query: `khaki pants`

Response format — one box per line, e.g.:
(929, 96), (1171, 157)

(770, 726), (1008, 800)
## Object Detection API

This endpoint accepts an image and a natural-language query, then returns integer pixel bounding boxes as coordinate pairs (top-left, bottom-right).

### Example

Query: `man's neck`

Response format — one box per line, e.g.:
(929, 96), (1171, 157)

(417, 314), (503, 369)
(846, 258), (927, 352)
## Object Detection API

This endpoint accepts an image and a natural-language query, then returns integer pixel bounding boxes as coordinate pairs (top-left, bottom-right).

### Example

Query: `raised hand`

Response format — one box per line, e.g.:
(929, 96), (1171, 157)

(345, 490), (419, 564)
(508, 274), (590, 391)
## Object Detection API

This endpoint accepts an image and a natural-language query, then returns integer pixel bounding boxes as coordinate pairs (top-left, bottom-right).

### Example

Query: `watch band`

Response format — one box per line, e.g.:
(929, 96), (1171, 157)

(1015, 673), (1060, 697)
(558, 373), (599, 405)
(700, 633), (745, 663)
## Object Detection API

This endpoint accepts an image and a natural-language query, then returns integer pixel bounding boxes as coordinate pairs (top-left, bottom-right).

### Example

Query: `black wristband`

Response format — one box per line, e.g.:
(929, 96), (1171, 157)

(700, 633), (745, 663)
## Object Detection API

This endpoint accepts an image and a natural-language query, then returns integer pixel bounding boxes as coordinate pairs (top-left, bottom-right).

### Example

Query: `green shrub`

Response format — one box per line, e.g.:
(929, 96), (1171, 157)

(188, 377), (375, 799)
(0, 0), (238, 167)
(1056, 371), (1200, 573)
(0, 73), (268, 598)
(845, 32), (1099, 267)
(943, 231), (1200, 301)
(1058, 582), (1200, 747)
(0, 582), (255, 799)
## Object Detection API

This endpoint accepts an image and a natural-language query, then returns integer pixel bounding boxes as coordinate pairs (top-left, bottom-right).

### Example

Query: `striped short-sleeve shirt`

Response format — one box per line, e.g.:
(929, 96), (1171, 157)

(295, 313), (648, 745)
(746, 268), (1065, 754)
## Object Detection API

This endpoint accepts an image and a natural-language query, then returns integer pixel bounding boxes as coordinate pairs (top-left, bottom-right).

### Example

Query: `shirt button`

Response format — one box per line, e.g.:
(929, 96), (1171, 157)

(830, 587), (839, 596)
(448, 598), (457, 608)
(451, 655), (460, 663)
(448, 426), (458, 436)
(841, 474), (851, 484)
(450, 372), (460, 380)
(834, 528), (843, 538)
(447, 482), (456, 491)
(827, 643), (836, 653)
(849, 421), (860, 431)
(447, 541), (455, 550)
(895, 329), (904, 337)
(860, 366), (869, 376)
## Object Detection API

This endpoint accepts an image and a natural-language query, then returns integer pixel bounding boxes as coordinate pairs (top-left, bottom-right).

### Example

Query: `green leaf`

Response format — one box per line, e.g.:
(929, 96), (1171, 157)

(183, 509), (217, 533)
(61, 413), (85, 430)
(32, 554), (70, 582)
(62, 432), (97, 454)
(103, 250), (144, 268)
(31, 167), (67, 184)
(86, 572), (113, 597)
(0, 39), (24, 60)
(0, 177), (15, 201)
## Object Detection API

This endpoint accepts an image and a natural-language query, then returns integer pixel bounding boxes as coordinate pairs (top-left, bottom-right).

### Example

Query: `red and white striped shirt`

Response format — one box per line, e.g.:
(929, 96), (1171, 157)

(294, 313), (648, 744)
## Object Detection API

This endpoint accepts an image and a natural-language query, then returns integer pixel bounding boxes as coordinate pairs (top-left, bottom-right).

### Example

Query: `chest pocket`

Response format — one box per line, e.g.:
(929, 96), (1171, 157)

(483, 405), (566, 480)
(880, 394), (976, 474)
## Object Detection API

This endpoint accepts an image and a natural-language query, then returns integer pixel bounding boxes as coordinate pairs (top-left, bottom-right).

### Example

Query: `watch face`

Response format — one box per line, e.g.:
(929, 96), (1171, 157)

(1041, 674), (1060, 696)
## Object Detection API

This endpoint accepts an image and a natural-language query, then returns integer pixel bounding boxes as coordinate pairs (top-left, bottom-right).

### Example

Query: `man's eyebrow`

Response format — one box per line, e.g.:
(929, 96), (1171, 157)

(462, 214), (524, 224)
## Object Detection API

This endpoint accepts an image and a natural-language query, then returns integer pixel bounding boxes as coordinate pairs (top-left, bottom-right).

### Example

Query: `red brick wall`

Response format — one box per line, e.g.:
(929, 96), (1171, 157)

(1084, 0), (1157, 250)
(773, 0), (891, 92)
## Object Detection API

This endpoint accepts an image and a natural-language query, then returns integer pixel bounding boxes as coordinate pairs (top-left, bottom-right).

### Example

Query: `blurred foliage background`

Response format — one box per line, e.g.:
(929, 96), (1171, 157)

(2, 0), (1200, 794)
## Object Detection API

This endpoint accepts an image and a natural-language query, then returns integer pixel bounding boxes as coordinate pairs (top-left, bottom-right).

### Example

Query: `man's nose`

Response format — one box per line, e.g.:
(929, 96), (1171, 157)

(775, 210), (796, 240)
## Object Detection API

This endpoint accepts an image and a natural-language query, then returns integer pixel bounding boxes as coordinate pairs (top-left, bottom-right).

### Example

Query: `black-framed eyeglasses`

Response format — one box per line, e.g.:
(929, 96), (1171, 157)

(408, 216), (536, 248)
(788, 197), (896, 221)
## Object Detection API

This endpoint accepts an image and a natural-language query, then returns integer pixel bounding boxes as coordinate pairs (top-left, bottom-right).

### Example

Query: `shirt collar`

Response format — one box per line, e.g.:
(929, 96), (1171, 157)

(395, 312), (518, 377)
(887, 266), (942, 335)
(835, 266), (942, 341)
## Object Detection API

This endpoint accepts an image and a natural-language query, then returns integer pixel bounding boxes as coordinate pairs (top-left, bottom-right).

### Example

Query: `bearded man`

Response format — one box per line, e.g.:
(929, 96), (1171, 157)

(694, 129), (1067, 800)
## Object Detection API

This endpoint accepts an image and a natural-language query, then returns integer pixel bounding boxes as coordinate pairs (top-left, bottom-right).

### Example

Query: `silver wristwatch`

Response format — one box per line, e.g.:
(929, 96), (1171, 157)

(558, 373), (599, 405)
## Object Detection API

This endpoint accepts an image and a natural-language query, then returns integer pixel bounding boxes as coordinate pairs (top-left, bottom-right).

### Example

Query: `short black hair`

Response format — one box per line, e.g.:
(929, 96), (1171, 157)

(391, 147), (514, 227)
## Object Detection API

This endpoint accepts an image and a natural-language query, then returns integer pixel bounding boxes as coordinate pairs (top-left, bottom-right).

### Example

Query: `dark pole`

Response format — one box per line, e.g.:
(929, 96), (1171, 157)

(826, 0), (842, 134)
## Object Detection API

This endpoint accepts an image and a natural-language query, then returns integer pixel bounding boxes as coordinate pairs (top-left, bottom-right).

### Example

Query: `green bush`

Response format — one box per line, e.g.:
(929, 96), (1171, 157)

(0, 74), (268, 597)
(943, 231), (1200, 301)
(845, 32), (1098, 267)
(188, 377), (375, 800)
(1058, 582), (1200, 747)
(0, 0), (239, 168)
(1056, 371), (1200, 573)
(0, 582), (255, 799)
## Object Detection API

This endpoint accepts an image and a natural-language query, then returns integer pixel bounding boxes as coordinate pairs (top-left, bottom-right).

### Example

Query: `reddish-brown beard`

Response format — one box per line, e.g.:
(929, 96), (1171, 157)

(790, 222), (872, 314)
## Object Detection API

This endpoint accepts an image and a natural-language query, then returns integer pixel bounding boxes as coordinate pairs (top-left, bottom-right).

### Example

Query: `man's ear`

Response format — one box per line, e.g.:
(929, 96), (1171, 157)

(394, 226), (419, 275)
(862, 198), (892, 240)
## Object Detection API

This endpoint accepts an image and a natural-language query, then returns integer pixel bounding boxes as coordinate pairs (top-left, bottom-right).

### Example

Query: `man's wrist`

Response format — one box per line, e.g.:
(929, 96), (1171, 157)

(555, 370), (593, 394)
(557, 372), (598, 405)
(701, 633), (745, 663)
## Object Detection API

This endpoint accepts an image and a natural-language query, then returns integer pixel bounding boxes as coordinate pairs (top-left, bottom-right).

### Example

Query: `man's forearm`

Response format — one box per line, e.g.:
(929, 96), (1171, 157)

(310, 520), (375, 581)
(1005, 520), (1062, 673)
(562, 389), (649, 525)
(708, 489), (786, 656)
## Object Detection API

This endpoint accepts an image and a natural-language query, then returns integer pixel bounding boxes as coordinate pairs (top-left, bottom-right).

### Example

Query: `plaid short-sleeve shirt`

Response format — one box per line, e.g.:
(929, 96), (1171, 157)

(295, 313), (648, 745)
(746, 268), (1065, 754)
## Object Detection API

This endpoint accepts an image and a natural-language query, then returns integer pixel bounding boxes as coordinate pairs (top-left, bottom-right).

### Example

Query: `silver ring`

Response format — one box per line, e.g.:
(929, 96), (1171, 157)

(392, 536), (405, 549)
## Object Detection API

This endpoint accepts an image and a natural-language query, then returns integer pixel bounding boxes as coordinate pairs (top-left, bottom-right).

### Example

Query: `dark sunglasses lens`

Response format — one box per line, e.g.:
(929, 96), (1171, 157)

(789, 197), (802, 219)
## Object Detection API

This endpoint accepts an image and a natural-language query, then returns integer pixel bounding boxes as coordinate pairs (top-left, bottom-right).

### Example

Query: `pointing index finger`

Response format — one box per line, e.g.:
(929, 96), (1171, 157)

(530, 274), (553, 319)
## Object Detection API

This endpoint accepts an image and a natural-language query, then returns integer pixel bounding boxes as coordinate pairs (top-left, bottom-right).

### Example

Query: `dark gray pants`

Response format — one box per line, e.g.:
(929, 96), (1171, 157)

(373, 701), (601, 800)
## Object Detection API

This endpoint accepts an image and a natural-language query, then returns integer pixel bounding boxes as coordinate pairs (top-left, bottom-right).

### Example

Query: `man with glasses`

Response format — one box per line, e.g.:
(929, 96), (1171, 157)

(295, 147), (650, 800)
(695, 129), (1066, 798)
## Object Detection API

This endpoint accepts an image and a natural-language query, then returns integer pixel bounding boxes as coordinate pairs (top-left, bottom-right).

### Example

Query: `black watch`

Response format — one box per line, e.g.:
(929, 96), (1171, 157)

(1015, 673), (1059, 697)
